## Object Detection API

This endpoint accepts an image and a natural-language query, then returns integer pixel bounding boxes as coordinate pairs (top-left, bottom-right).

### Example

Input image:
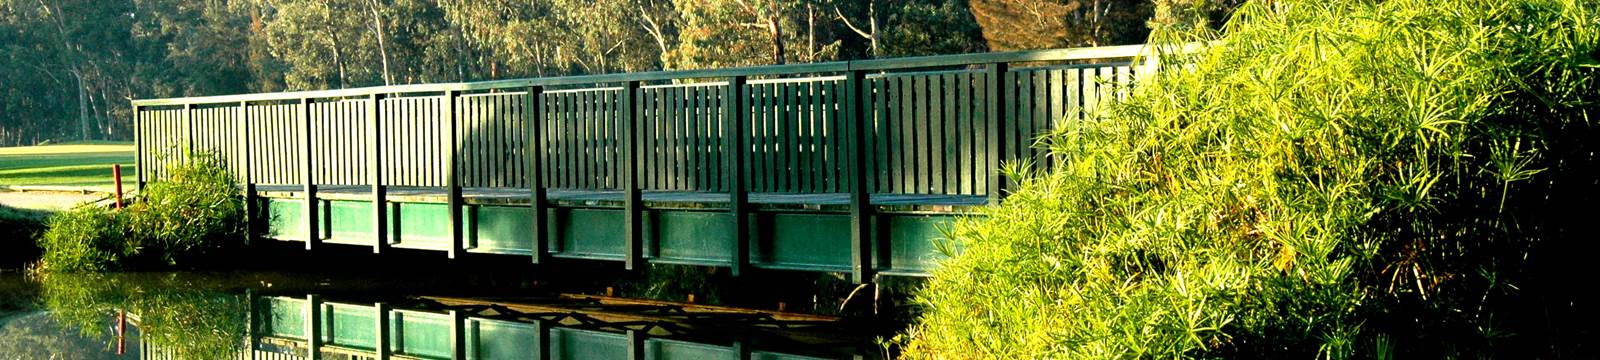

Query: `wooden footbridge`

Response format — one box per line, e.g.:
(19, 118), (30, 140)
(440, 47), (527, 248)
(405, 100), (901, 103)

(132, 45), (1147, 283)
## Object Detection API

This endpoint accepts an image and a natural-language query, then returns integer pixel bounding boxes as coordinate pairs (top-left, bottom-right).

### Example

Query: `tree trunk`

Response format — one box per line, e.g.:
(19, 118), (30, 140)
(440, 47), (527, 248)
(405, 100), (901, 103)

(75, 71), (89, 141)
(534, 46), (548, 77)
(807, 4), (816, 62)
(637, 5), (670, 69)
(329, 28), (347, 89)
(766, 9), (785, 64)
(834, 3), (879, 58)
(868, 3), (879, 57)
(367, 0), (393, 86)
(454, 24), (467, 82)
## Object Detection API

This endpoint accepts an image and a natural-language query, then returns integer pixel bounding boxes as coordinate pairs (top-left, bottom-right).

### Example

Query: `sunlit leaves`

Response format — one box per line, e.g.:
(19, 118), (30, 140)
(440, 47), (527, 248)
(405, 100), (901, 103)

(906, 0), (1599, 358)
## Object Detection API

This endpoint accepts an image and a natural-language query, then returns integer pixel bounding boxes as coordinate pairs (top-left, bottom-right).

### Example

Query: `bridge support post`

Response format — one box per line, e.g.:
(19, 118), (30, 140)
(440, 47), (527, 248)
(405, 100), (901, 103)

(845, 70), (875, 283)
(133, 105), (144, 192)
(370, 94), (388, 254)
(526, 86), (550, 264)
(622, 81), (644, 270)
(447, 90), (464, 259)
(301, 98), (319, 250)
(240, 101), (255, 246)
(723, 76), (750, 276)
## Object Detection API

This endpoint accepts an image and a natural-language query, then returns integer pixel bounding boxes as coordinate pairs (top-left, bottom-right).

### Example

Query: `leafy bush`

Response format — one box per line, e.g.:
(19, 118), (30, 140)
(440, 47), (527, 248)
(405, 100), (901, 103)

(127, 152), (246, 265)
(36, 206), (133, 272)
(905, 0), (1598, 358)
(36, 152), (245, 271)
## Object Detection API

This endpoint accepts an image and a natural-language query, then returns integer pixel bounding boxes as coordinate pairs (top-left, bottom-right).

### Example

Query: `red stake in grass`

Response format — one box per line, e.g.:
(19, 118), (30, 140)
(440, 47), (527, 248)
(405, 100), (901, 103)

(112, 164), (123, 209)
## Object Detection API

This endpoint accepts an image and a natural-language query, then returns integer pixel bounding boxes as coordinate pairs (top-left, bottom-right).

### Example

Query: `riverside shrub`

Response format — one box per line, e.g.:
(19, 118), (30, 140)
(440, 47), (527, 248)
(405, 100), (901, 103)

(37, 206), (132, 272)
(36, 153), (245, 271)
(904, 0), (1599, 358)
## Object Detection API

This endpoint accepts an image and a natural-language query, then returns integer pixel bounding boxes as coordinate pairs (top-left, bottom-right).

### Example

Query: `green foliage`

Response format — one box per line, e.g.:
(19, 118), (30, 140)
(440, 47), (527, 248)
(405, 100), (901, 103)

(905, 0), (1600, 358)
(128, 152), (247, 265)
(664, 0), (818, 69)
(35, 152), (245, 271)
(36, 206), (132, 272)
(878, 0), (988, 57)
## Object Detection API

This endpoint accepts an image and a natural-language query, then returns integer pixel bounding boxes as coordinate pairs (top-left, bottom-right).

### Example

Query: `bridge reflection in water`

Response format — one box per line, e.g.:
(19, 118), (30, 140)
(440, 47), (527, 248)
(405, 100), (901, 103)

(140, 293), (873, 360)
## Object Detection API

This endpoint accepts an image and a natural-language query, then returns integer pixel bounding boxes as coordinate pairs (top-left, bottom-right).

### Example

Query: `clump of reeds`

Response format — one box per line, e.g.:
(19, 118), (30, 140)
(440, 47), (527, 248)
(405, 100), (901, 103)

(904, 0), (1600, 357)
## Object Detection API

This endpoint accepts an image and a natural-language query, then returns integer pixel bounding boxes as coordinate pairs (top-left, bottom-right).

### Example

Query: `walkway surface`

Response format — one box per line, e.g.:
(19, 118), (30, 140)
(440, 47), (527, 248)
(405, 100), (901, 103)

(0, 190), (104, 212)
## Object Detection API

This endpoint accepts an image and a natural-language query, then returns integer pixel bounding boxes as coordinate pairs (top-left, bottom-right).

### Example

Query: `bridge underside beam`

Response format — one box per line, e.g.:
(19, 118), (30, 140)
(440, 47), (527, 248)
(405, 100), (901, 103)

(252, 187), (962, 277)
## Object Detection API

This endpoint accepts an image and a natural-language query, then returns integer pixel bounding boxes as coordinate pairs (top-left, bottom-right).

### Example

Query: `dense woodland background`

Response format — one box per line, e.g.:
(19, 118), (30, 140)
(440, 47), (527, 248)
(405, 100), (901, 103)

(0, 0), (1236, 146)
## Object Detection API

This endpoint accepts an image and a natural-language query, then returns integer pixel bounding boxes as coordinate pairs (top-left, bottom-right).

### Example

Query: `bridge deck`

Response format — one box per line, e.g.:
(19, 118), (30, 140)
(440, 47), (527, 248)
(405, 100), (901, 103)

(256, 185), (987, 213)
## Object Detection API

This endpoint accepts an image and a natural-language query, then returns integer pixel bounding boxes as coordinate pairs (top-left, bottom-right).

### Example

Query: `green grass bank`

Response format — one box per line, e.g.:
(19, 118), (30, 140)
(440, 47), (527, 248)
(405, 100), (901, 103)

(904, 0), (1599, 358)
(0, 142), (135, 191)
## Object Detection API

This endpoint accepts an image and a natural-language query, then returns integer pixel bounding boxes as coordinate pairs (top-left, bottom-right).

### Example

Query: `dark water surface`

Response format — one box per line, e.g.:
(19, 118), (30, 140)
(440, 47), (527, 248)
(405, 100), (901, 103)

(0, 268), (895, 359)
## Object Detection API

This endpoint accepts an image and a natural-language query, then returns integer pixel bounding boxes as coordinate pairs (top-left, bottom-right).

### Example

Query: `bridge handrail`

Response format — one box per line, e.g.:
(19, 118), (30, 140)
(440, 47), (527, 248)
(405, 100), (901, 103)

(131, 45), (1145, 106)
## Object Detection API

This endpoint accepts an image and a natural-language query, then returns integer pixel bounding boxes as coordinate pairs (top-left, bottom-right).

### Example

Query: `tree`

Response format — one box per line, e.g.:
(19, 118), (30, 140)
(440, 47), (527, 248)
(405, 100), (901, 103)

(0, 0), (1214, 145)
(968, 0), (1152, 50)
(262, 0), (380, 89)
(880, 0), (986, 56)
(0, 0), (139, 143)
(666, 0), (841, 69)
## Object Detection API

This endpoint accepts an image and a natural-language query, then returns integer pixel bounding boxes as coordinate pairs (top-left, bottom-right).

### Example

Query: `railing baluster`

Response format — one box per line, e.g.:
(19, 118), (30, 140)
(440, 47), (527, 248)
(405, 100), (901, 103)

(943, 73), (959, 194)
(986, 63), (1009, 204)
(957, 72), (974, 194)
(929, 74), (946, 195)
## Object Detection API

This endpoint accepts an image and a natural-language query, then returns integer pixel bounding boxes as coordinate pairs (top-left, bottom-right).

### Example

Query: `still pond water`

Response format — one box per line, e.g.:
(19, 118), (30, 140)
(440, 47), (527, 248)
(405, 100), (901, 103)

(0, 269), (891, 359)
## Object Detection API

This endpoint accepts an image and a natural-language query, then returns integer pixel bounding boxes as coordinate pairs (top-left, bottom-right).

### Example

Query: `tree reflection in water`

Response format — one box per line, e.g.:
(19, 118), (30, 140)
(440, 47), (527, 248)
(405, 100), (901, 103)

(37, 272), (248, 359)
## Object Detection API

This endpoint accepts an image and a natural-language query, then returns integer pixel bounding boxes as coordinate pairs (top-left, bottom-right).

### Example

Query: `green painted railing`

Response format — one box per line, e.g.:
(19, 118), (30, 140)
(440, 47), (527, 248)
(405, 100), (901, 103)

(132, 44), (1148, 282)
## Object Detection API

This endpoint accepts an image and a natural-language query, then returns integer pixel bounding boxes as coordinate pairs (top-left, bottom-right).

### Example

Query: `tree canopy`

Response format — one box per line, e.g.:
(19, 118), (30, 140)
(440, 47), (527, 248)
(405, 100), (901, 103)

(0, 0), (1230, 146)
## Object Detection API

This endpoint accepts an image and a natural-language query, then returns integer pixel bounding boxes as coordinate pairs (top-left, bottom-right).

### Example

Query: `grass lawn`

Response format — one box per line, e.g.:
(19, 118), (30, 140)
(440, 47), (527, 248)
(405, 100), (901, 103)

(0, 142), (135, 192)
